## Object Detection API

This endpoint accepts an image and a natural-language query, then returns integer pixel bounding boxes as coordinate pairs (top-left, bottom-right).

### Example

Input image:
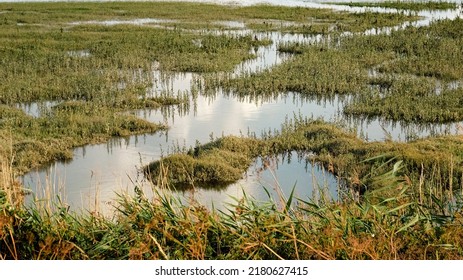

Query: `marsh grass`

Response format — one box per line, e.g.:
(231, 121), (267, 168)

(345, 76), (463, 122)
(2, 146), (463, 259)
(2, 1), (463, 260)
(243, 10), (417, 34)
(336, 1), (458, 11)
(339, 18), (463, 122)
(205, 46), (368, 98)
(210, 16), (463, 125)
(144, 116), (463, 204)
(341, 18), (463, 80)
(0, 2), (418, 32)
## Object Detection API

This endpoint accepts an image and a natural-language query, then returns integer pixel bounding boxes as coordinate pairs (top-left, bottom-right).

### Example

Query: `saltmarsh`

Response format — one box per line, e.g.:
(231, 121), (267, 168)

(2, 1), (463, 259)
(147, 117), (463, 199)
(342, 18), (463, 122)
(0, 1), (420, 174)
(209, 17), (463, 124)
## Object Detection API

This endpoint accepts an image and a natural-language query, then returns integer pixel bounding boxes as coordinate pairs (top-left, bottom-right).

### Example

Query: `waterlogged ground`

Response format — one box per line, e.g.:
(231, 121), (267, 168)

(22, 91), (343, 212)
(8, 1), (463, 213)
(20, 26), (343, 212)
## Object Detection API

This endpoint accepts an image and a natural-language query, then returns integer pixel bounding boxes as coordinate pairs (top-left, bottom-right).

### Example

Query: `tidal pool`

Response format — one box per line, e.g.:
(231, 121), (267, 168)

(21, 92), (343, 214)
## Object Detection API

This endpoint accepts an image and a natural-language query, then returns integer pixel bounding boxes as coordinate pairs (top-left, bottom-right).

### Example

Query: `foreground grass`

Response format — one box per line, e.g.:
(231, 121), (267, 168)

(2, 142), (463, 259)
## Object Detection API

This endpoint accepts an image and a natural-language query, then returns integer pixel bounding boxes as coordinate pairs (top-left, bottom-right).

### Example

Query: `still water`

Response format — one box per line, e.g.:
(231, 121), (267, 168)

(18, 0), (463, 214)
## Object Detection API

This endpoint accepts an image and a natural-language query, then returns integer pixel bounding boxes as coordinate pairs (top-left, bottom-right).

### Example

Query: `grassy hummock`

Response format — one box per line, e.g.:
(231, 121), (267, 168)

(145, 136), (262, 189)
(145, 117), (463, 197)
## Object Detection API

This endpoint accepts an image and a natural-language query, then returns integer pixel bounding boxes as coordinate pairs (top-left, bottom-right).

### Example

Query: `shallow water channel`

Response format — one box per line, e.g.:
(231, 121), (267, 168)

(19, 1), (463, 214)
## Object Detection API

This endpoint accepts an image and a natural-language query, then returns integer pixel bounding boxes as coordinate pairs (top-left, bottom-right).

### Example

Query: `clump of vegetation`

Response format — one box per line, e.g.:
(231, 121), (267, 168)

(144, 116), (463, 198)
(205, 46), (368, 98)
(345, 77), (463, 122)
(336, 1), (457, 11)
(339, 18), (463, 122)
(145, 136), (262, 188)
(342, 18), (463, 80)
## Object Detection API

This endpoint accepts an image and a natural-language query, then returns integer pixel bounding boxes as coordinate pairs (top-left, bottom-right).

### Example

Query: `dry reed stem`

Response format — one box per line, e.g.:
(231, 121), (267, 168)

(4, 227), (18, 260)
(260, 241), (285, 260)
(290, 222), (300, 260)
(295, 239), (333, 260)
(419, 163), (424, 204)
(149, 233), (169, 260)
